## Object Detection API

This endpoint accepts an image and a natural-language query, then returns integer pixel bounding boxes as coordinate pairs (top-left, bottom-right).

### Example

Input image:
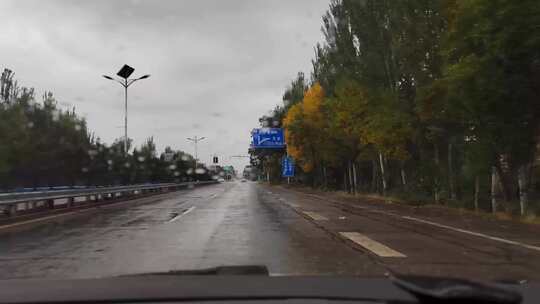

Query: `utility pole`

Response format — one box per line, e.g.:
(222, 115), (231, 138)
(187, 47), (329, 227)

(103, 65), (150, 156)
(187, 136), (206, 170)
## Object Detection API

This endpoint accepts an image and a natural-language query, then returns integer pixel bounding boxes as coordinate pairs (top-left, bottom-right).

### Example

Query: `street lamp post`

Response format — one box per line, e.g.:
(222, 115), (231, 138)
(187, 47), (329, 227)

(103, 64), (150, 156)
(187, 136), (206, 170)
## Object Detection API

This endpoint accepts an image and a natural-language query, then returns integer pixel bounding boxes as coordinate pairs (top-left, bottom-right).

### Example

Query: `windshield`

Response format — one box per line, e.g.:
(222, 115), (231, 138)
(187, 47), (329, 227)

(0, 0), (539, 283)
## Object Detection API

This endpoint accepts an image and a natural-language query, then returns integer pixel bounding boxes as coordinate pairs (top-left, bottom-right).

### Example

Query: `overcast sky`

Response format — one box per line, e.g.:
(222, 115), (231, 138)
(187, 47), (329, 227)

(0, 0), (328, 172)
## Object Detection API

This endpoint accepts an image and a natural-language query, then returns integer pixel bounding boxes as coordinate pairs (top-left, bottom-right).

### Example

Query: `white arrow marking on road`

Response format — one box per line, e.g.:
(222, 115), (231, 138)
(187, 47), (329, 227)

(168, 206), (196, 223)
(340, 232), (406, 258)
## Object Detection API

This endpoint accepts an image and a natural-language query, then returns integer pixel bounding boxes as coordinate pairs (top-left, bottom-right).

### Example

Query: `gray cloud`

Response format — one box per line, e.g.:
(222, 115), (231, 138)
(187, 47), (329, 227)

(0, 0), (328, 171)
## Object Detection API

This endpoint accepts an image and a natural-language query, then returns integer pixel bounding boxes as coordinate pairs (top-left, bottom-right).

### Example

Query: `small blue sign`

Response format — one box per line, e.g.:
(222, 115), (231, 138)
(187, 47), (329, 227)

(282, 156), (294, 177)
(251, 128), (285, 149)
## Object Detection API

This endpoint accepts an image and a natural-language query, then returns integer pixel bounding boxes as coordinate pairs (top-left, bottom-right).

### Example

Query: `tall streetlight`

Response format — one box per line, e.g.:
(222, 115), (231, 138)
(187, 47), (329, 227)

(103, 64), (150, 155)
(187, 136), (206, 170)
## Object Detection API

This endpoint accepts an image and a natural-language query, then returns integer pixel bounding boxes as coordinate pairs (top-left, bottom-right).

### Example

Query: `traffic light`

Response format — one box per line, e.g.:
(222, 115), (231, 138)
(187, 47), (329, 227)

(213, 156), (218, 164)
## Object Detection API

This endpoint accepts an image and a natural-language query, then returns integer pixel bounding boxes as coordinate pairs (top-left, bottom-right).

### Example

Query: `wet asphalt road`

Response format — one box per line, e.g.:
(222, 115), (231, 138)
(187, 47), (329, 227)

(0, 181), (382, 279)
(1, 181), (539, 281)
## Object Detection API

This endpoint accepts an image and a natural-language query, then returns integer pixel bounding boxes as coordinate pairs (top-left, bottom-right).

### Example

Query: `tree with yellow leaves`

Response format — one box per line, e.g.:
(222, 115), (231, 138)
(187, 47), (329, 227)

(283, 83), (330, 185)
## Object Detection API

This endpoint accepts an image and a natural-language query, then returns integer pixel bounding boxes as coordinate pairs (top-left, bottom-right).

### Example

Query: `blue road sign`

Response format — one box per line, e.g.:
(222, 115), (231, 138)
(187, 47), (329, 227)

(251, 128), (285, 149)
(282, 156), (294, 177)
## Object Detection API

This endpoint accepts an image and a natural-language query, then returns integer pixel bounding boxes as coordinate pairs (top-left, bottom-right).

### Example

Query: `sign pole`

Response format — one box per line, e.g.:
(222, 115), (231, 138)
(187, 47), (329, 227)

(286, 152), (289, 184)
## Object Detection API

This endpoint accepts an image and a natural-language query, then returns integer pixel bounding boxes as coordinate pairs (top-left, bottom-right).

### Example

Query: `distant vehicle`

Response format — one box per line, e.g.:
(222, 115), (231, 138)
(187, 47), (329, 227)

(218, 178), (226, 182)
(243, 165), (258, 181)
(241, 178), (247, 182)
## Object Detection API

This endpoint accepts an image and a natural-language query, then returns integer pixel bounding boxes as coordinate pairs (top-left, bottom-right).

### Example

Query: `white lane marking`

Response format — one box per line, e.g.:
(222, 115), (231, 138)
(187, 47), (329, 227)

(302, 211), (328, 221)
(0, 211), (81, 230)
(401, 216), (540, 252)
(307, 193), (540, 253)
(340, 232), (406, 258)
(168, 206), (196, 223)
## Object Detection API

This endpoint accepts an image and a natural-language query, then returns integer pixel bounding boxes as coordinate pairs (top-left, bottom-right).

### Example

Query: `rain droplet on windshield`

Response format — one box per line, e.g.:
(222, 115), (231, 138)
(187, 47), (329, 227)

(169, 164), (177, 170)
(74, 124), (82, 131)
(26, 121), (34, 128)
(186, 168), (194, 175)
(81, 167), (89, 173)
(212, 175), (219, 180)
(124, 162), (131, 168)
(137, 156), (145, 162)
(107, 159), (113, 165)
(174, 171), (180, 176)
(181, 155), (189, 161)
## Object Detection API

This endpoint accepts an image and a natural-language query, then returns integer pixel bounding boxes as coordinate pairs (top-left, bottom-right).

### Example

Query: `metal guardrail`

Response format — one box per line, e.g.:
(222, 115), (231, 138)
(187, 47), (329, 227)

(0, 181), (217, 217)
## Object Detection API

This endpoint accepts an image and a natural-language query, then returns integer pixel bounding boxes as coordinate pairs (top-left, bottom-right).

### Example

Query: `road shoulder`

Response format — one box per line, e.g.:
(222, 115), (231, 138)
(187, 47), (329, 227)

(265, 184), (540, 281)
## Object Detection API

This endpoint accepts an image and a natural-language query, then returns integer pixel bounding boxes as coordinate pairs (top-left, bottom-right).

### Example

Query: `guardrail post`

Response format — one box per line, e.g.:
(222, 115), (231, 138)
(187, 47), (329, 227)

(7, 204), (17, 216)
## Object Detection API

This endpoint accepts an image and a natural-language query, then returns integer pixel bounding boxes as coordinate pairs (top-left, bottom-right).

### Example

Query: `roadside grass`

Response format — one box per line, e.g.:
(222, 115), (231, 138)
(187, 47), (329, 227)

(368, 192), (540, 225)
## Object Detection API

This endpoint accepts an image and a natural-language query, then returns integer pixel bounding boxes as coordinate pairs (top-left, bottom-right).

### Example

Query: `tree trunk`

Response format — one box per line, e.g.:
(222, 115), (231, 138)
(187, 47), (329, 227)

(352, 162), (358, 195)
(347, 164), (351, 193)
(434, 144), (440, 204)
(400, 164), (407, 189)
(448, 142), (456, 200)
(344, 169), (348, 192)
(518, 164), (531, 216)
(474, 175), (480, 211)
(371, 159), (379, 193)
(379, 153), (387, 196)
(491, 166), (498, 213)
(494, 160), (512, 202)
(348, 161), (354, 194)
(322, 166), (328, 189)
(348, 162), (351, 194)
